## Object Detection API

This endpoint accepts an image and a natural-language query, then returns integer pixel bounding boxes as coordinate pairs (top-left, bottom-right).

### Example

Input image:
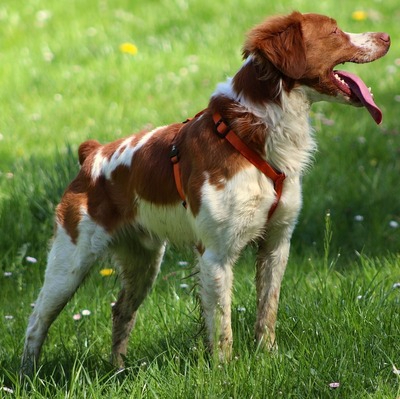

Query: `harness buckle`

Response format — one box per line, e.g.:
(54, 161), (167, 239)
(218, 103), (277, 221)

(214, 117), (230, 138)
(170, 145), (179, 164)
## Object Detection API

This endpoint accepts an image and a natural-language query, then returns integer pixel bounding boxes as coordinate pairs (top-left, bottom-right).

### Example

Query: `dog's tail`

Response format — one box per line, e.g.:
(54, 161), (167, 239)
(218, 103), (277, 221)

(78, 140), (101, 165)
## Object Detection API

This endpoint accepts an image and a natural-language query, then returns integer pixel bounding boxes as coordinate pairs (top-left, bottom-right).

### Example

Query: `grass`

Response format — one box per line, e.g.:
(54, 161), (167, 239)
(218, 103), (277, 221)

(2, 249), (400, 397)
(0, 0), (400, 397)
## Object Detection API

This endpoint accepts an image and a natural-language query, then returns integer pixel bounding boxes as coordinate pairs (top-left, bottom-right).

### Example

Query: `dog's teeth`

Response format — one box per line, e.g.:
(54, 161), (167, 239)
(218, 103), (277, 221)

(334, 74), (349, 88)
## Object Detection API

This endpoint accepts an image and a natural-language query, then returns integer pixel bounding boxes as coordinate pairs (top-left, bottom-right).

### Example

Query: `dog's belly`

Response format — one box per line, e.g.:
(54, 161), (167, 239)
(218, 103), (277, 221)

(135, 201), (199, 246)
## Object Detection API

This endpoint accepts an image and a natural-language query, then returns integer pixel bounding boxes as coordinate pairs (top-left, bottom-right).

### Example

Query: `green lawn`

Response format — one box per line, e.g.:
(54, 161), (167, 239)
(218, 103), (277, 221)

(1, 0), (399, 397)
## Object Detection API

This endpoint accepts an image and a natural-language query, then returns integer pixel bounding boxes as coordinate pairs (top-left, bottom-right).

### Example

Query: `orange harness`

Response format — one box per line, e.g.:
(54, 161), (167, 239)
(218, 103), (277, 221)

(170, 112), (286, 219)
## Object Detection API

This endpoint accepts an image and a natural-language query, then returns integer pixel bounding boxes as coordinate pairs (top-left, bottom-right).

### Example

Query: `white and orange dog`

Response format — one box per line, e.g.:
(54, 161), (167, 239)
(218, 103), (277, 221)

(21, 12), (390, 374)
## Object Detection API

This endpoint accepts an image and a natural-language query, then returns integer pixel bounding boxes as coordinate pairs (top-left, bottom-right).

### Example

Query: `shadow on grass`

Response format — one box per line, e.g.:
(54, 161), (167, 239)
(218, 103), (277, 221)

(2, 287), (260, 392)
(2, 323), (205, 392)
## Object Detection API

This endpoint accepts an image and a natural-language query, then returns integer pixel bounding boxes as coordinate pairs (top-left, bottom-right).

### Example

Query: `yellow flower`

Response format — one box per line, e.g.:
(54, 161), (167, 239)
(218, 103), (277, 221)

(119, 42), (138, 55)
(351, 10), (368, 21)
(100, 268), (114, 277)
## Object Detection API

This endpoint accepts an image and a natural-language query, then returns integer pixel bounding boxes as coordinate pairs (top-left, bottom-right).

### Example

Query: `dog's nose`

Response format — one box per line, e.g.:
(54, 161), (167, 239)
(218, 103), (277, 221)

(379, 33), (390, 44)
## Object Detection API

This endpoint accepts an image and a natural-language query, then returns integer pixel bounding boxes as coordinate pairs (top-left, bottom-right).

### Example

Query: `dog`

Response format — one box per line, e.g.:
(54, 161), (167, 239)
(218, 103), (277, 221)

(21, 11), (390, 375)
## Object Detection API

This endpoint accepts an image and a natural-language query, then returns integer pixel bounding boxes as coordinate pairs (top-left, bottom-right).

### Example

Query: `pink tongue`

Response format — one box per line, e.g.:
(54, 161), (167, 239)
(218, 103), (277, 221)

(334, 70), (383, 124)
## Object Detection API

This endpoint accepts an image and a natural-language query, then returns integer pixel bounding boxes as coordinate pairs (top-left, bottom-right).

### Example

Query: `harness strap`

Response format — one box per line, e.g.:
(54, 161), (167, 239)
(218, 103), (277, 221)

(212, 112), (285, 219)
(170, 111), (286, 218)
(170, 145), (187, 208)
(170, 115), (204, 208)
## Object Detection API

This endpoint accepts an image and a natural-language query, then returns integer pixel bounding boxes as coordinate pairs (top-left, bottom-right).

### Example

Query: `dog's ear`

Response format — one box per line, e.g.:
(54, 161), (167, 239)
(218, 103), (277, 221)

(243, 12), (307, 79)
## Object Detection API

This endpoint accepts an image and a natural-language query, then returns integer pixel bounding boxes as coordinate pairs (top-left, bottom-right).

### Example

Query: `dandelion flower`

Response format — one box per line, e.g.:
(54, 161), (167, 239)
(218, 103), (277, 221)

(100, 268), (114, 277)
(352, 11), (368, 21)
(119, 42), (138, 56)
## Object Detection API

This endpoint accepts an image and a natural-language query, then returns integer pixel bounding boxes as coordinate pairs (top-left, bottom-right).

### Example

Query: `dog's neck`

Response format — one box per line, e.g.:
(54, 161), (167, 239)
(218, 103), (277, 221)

(211, 56), (316, 176)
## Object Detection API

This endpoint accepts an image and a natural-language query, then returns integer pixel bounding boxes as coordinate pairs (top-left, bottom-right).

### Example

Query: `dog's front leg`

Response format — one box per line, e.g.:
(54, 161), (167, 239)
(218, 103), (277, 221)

(254, 228), (292, 351)
(198, 249), (234, 362)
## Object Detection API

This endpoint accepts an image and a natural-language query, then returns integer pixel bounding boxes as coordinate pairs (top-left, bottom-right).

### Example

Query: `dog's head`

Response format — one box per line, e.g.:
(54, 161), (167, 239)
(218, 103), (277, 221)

(242, 11), (390, 124)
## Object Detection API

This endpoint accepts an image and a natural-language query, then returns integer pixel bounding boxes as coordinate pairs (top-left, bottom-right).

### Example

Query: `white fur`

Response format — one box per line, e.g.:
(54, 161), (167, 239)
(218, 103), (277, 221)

(196, 168), (274, 250)
(78, 208), (112, 254)
(21, 216), (111, 374)
(346, 32), (382, 60)
(266, 88), (316, 175)
(135, 200), (198, 246)
(91, 128), (161, 180)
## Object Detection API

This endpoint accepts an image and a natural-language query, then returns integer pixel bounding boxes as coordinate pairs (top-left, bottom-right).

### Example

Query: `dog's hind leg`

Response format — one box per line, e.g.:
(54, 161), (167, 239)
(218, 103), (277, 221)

(21, 218), (110, 376)
(110, 233), (165, 369)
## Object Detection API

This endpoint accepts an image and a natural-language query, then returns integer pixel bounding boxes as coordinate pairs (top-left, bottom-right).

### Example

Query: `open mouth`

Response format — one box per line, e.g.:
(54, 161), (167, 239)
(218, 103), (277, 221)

(331, 70), (382, 125)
